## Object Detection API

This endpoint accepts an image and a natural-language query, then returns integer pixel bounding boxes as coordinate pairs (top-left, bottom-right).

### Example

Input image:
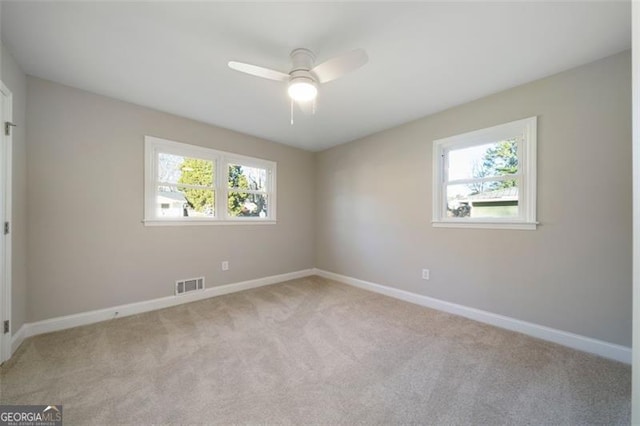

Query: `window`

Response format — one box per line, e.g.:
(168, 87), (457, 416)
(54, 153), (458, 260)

(432, 117), (537, 230)
(144, 136), (276, 225)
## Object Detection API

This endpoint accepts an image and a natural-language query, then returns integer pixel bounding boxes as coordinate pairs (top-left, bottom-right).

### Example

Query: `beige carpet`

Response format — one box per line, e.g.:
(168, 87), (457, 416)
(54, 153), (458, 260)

(0, 276), (630, 424)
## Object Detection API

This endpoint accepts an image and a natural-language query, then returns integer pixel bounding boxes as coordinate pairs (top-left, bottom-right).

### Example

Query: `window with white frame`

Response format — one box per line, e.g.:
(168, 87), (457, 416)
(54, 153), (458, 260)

(144, 136), (276, 225)
(432, 117), (537, 230)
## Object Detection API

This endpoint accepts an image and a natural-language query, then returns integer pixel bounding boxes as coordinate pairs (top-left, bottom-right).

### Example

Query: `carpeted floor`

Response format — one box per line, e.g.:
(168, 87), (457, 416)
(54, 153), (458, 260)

(0, 276), (630, 424)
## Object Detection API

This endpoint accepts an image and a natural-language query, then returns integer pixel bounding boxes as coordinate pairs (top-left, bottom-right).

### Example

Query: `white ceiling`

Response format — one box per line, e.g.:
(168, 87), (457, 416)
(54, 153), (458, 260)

(1, 1), (631, 151)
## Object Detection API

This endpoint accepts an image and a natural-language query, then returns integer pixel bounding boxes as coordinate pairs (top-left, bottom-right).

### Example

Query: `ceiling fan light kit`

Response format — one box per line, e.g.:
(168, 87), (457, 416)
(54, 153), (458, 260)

(287, 78), (317, 102)
(228, 47), (368, 124)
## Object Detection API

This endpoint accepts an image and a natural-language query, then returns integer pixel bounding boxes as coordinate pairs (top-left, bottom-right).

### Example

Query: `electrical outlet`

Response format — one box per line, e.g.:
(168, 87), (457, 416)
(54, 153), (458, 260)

(221, 261), (229, 271)
(422, 269), (430, 280)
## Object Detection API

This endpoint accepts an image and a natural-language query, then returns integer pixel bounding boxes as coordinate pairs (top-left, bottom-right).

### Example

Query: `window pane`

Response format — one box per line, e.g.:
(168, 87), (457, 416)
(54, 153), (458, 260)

(227, 192), (268, 218)
(228, 164), (267, 191)
(446, 180), (519, 219)
(447, 138), (518, 181)
(157, 186), (214, 218)
(158, 153), (214, 187)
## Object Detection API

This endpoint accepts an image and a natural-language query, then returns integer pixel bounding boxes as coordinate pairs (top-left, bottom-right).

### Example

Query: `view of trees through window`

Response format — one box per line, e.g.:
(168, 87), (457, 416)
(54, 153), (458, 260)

(446, 138), (519, 218)
(227, 164), (267, 217)
(179, 158), (214, 215)
(157, 153), (267, 218)
(468, 139), (518, 193)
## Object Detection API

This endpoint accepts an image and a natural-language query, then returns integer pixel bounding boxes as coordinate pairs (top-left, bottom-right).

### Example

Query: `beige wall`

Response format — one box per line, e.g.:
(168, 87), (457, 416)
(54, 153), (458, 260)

(26, 77), (315, 322)
(1, 43), (27, 334)
(316, 51), (632, 347)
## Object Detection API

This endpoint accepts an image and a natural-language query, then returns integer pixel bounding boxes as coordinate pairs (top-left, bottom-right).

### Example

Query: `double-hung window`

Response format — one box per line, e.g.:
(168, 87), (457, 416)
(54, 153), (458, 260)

(144, 136), (276, 225)
(432, 117), (537, 230)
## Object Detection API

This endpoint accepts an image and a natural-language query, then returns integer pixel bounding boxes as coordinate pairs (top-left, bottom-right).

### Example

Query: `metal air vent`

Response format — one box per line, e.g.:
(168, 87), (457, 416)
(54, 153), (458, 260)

(175, 277), (205, 295)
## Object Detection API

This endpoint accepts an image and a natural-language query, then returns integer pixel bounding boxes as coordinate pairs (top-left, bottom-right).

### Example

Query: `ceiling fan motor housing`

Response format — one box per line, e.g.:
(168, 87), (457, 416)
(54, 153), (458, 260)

(290, 48), (318, 83)
(287, 48), (318, 101)
(290, 48), (316, 73)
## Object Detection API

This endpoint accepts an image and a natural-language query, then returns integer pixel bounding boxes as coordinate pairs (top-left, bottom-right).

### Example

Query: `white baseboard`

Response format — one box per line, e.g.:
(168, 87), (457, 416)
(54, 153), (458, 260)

(313, 268), (632, 364)
(11, 323), (25, 354)
(15, 269), (314, 351)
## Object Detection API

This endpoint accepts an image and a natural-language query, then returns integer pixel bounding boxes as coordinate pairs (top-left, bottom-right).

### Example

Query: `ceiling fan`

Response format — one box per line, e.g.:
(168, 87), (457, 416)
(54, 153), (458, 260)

(228, 48), (368, 121)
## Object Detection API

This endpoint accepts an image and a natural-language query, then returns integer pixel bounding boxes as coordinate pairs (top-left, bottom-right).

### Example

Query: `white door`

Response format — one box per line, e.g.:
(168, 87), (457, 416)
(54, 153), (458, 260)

(0, 81), (12, 363)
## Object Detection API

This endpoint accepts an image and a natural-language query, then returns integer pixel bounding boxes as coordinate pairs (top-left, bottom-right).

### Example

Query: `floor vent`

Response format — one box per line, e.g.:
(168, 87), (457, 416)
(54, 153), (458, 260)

(175, 277), (205, 295)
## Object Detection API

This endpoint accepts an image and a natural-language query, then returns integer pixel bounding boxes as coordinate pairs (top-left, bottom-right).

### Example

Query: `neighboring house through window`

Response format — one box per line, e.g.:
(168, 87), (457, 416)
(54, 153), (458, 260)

(432, 117), (537, 230)
(144, 136), (276, 225)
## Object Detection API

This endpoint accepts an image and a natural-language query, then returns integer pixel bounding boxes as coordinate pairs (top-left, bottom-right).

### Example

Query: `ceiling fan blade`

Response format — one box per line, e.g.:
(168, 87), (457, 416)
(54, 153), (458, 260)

(312, 49), (368, 84)
(228, 61), (289, 82)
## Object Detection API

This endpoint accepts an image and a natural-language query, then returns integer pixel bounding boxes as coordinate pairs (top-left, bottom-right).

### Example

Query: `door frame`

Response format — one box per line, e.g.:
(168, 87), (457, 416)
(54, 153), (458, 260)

(0, 81), (13, 363)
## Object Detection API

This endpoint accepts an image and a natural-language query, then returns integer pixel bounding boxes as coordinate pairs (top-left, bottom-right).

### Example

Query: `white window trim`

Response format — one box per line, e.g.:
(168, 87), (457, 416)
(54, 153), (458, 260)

(432, 116), (537, 230)
(144, 136), (277, 226)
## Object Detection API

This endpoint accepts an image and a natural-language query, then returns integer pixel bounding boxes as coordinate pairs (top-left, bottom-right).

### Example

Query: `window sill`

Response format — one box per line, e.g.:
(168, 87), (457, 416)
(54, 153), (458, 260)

(432, 220), (538, 230)
(143, 219), (277, 227)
